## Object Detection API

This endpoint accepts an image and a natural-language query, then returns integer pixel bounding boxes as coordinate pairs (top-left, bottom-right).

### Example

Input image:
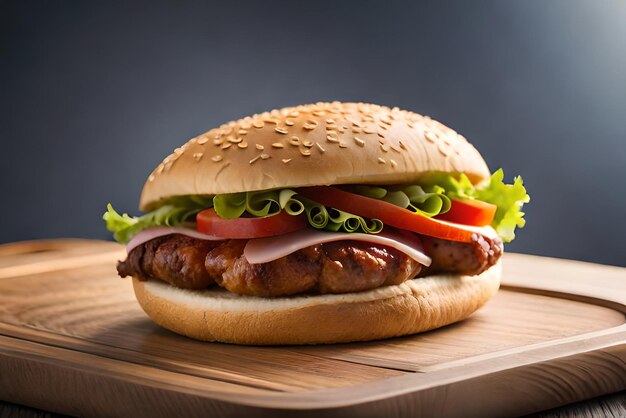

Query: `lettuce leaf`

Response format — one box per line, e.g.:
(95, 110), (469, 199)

(473, 170), (529, 242)
(212, 190), (383, 234)
(420, 169), (530, 242)
(103, 196), (212, 243)
(104, 169), (528, 243)
(345, 184), (451, 217)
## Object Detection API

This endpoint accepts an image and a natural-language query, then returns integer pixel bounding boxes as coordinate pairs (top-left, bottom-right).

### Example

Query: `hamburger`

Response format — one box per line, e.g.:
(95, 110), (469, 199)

(103, 102), (529, 345)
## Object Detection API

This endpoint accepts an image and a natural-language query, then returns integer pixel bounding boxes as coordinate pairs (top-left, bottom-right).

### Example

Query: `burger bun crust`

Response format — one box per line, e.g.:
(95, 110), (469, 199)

(140, 102), (490, 211)
(132, 262), (501, 345)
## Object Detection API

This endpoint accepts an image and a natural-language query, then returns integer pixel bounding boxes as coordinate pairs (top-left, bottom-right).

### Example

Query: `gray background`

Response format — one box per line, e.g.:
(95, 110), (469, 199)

(2, 1), (625, 266)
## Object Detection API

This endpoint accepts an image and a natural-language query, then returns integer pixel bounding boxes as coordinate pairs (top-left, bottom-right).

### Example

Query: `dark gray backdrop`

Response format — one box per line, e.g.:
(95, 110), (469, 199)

(2, 1), (625, 267)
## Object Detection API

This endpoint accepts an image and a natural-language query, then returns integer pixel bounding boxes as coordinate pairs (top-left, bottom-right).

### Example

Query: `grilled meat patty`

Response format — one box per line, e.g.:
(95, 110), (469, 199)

(420, 234), (503, 277)
(117, 234), (220, 290)
(205, 239), (421, 297)
(117, 232), (502, 296)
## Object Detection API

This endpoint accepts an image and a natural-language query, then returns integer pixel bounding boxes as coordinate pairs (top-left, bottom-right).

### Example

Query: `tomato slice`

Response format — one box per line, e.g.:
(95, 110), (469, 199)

(297, 186), (483, 243)
(435, 198), (496, 226)
(196, 209), (307, 239)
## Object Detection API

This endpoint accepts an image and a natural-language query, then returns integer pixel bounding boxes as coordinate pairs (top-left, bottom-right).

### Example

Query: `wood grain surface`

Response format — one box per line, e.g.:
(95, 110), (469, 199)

(0, 240), (624, 417)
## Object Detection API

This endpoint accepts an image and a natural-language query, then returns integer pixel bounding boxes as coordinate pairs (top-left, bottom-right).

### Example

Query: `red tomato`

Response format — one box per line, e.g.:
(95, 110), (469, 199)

(196, 208), (307, 239)
(297, 186), (480, 243)
(435, 198), (496, 226)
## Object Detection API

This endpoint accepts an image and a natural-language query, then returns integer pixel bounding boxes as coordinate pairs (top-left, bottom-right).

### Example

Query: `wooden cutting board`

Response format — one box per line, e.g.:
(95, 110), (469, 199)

(0, 239), (624, 417)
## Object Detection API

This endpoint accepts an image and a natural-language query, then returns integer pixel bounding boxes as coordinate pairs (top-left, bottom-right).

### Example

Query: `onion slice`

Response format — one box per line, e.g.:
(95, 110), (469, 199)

(244, 227), (432, 266)
(126, 227), (224, 253)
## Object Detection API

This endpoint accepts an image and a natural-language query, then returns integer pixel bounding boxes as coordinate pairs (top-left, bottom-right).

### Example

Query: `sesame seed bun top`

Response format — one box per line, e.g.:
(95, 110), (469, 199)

(139, 102), (490, 211)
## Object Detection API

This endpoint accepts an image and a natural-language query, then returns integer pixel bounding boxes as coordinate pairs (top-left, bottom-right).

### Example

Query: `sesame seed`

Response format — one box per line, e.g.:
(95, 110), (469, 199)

(352, 127), (362, 133)
(148, 174), (155, 182)
(252, 120), (264, 129)
(339, 141), (347, 148)
(289, 136), (300, 146)
(282, 158), (292, 163)
(264, 118), (278, 124)
(399, 141), (407, 150)
(390, 145), (401, 153)
(213, 138), (224, 145)
(326, 118), (335, 124)
(425, 131), (436, 143)
(288, 111), (299, 117)
(326, 135), (339, 143)
(285, 119), (295, 126)
(197, 137), (209, 145)
(380, 144), (390, 152)
(163, 162), (173, 173)
(238, 141), (248, 149)
(378, 157), (386, 164)
(193, 152), (203, 161)
(275, 127), (288, 134)
(302, 140), (313, 148)
(255, 144), (264, 150)
(156, 164), (164, 174)
(237, 129), (247, 136)
(354, 137), (365, 147)
(312, 111), (325, 116)
(211, 155), (223, 162)
(381, 118), (392, 125)
(300, 148), (311, 156)
(228, 137), (243, 143)
(240, 122), (252, 130)
(364, 127), (376, 134)
(316, 143), (325, 153)
(261, 153), (270, 160)
(390, 159), (398, 168)
(272, 142), (284, 149)
(438, 144), (449, 156)
(221, 142), (232, 150)
(249, 155), (261, 164)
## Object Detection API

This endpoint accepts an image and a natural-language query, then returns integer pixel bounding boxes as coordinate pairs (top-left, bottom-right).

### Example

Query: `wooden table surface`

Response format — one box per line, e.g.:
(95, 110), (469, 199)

(1, 240), (625, 417)
(2, 391), (625, 417)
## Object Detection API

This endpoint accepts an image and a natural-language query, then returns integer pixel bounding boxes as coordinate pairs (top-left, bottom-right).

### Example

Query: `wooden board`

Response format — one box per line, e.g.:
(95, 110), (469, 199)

(0, 240), (624, 417)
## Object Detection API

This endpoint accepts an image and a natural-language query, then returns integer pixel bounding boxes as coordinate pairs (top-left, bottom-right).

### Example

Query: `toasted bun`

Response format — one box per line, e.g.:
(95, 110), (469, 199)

(132, 262), (500, 345)
(140, 102), (489, 210)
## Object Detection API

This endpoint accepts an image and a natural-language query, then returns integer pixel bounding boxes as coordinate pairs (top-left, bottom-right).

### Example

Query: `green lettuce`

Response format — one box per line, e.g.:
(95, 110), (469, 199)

(212, 189), (383, 234)
(345, 184), (451, 217)
(473, 170), (529, 242)
(420, 169), (530, 242)
(104, 169), (528, 244)
(103, 195), (213, 243)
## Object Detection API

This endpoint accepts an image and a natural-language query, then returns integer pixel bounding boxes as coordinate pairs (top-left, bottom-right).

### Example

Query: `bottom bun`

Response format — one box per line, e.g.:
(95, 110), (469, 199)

(132, 261), (501, 345)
